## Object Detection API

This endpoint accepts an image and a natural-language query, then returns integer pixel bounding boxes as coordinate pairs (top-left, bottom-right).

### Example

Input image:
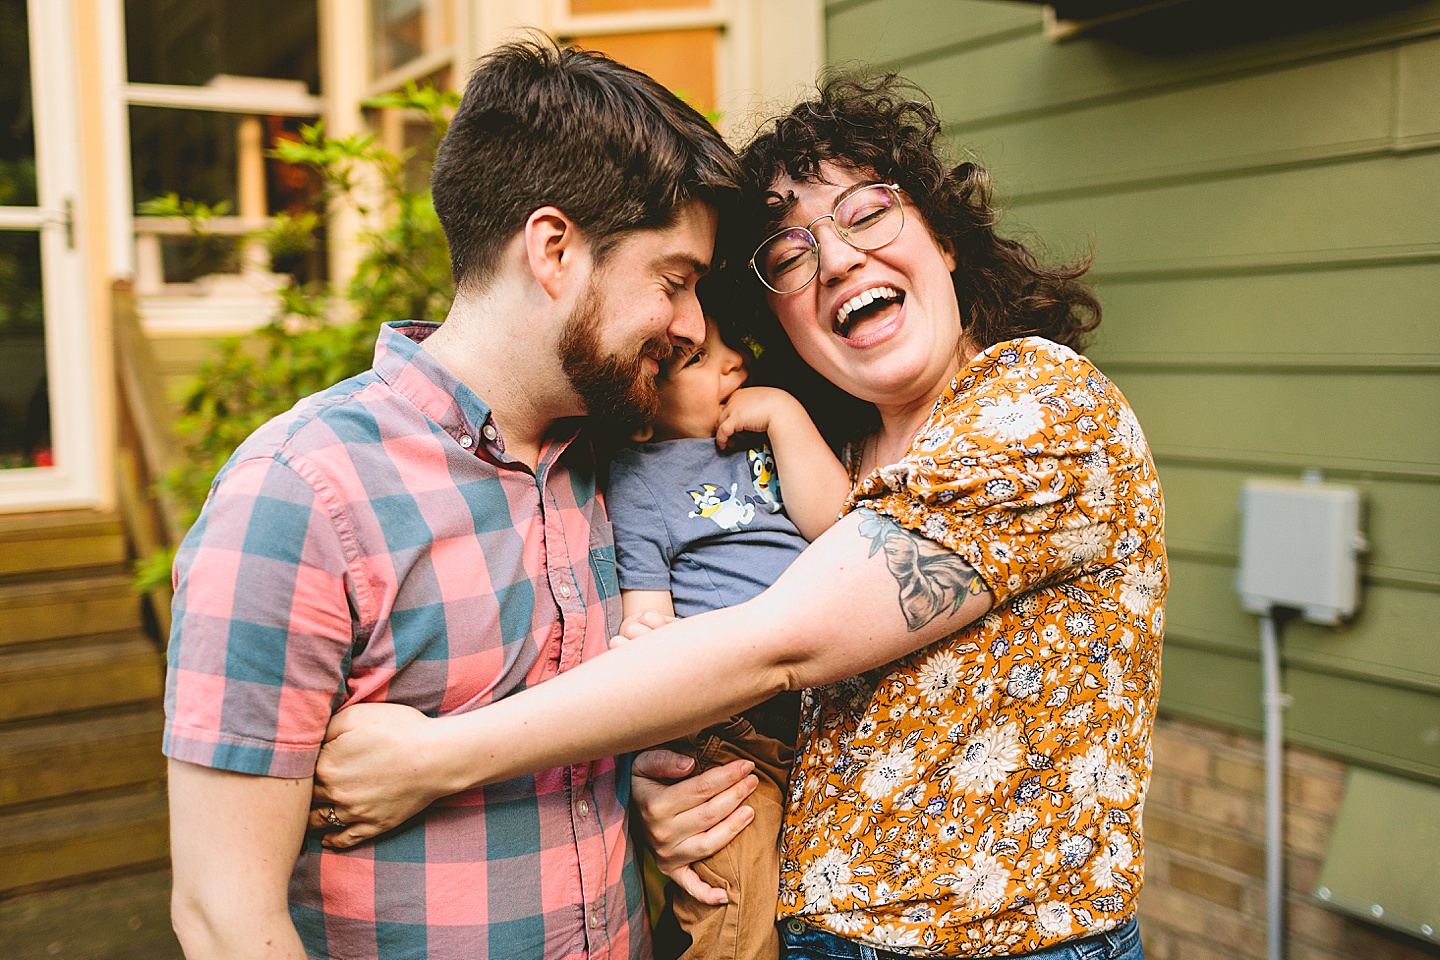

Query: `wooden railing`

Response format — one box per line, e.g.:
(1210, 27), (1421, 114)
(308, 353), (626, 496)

(112, 279), (183, 638)
(132, 215), (274, 295)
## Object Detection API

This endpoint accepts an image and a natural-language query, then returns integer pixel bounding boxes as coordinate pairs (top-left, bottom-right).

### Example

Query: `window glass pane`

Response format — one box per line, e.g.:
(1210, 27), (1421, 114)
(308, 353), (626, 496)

(130, 108), (323, 283)
(0, 231), (49, 468)
(130, 105), (241, 209)
(371, 0), (450, 78)
(0, 0), (37, 207)
(125, 0), (319, 93)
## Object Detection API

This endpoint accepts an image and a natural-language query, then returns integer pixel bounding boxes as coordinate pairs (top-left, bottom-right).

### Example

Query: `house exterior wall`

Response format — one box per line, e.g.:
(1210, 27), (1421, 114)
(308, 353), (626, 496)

(1142, 716), (1438, 960)
(823, 0), (1440, 956)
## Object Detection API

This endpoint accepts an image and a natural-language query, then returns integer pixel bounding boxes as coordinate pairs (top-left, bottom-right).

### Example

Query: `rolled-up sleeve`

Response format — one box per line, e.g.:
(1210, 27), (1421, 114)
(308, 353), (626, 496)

(850, 344), (1135, 608)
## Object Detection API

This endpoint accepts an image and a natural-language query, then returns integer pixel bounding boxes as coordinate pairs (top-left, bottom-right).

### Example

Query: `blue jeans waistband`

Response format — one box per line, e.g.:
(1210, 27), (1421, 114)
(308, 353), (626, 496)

(779, 913), (1142, 960)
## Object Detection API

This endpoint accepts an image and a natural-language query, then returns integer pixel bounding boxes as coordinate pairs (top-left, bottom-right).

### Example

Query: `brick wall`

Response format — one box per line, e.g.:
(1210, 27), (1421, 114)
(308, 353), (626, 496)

(1137, 716), (1439, 960)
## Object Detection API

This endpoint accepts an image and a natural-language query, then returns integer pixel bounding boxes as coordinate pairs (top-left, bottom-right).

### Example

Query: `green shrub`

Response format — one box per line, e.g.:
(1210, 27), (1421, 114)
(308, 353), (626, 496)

(135, 83), (460, 592)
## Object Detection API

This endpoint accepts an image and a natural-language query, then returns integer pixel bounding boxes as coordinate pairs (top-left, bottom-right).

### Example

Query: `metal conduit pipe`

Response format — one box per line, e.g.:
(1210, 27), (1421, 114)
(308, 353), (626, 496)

(1260, 609), (1288, 960)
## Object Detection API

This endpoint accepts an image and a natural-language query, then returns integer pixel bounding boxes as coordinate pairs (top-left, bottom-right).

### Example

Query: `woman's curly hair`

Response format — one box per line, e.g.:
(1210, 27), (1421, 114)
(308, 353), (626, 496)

(739, 72), (1101, 353)
(718, 72), (1102, 448)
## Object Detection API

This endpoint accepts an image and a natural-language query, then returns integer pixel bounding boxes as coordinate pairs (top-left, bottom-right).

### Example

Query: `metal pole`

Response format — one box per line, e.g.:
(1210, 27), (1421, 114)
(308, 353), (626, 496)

(1261, 609), (1286, 960)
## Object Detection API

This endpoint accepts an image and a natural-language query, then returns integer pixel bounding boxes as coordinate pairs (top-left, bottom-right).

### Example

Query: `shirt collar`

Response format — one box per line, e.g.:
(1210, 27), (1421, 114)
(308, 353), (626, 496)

(372, 321), (494, 448)
(371, 320), (582, 462)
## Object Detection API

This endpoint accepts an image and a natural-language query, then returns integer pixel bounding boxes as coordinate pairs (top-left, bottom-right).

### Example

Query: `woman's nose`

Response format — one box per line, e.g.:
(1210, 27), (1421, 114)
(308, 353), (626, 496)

(815, 220), (865, 285)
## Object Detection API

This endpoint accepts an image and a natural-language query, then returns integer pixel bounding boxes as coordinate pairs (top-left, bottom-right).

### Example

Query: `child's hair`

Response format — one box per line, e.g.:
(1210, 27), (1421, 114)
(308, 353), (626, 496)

(695, 273), (756, 362)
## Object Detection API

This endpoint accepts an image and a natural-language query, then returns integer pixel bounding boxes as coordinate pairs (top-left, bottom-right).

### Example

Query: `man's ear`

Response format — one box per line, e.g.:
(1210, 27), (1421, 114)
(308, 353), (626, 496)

(523, 206), (587, 299)
(630, 424), (655, 443)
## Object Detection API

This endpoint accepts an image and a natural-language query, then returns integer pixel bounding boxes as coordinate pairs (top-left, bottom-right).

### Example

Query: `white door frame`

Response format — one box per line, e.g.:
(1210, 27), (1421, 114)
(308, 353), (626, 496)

(0, 0), (99, 511)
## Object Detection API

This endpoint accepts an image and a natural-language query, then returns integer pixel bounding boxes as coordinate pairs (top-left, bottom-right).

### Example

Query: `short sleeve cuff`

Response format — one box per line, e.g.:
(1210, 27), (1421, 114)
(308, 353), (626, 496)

(859, 489), (1032, 605)
(164, 721), (320, 779)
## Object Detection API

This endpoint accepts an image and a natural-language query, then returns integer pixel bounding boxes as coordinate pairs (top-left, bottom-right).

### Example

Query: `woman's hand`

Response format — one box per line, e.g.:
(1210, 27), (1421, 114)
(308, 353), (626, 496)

(631, 748), (759, 905)
(309, 702), (453, 848)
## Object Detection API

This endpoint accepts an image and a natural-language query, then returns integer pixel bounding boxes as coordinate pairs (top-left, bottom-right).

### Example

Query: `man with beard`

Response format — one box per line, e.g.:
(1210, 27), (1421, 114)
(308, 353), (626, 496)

(163, 40), (739, 960)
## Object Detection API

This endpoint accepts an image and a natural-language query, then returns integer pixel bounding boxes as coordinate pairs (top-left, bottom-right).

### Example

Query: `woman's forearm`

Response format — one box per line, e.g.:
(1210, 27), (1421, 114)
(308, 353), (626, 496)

(424, 598), (790, 794)
(313, 509), (993, 846)
(422, 508), (993, 795)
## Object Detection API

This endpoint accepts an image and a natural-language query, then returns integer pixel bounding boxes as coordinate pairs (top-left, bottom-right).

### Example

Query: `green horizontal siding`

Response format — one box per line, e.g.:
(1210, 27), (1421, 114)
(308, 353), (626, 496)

(1158, 464), (1440, 588)
(827, 0), (1042, 68)
(1399, 35), (1440, 148)
(1287, 671), (1440, 782)
(967, 45), (1404, 200)
(885, 2), (1440, 129)
(827, 1), (1440, 784)
(1167, 556), (1440, 687)
(1089, 264), (1440, 368)
(1013, 150), (1440, 277)
(1155, 642), (1262, 729)
(1113, 370), (1440, 478)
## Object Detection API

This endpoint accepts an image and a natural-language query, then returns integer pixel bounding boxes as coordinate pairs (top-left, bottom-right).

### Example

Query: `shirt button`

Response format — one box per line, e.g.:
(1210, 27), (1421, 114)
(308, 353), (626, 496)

(458, 434), (473, 449)
(588, 909), (603, 929)
(558, 581), (572, 599)
(481, 423), (498, 441)
(577, 799), (590, 818)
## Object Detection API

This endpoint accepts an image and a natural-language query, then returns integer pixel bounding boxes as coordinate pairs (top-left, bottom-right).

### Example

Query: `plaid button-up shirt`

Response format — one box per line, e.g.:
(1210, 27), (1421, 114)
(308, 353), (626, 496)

(164, 321), (646, 960)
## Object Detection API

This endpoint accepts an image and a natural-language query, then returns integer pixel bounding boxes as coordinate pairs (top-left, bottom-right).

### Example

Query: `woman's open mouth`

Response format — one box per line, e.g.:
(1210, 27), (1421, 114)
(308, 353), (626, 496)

(833, 286), (905, 340)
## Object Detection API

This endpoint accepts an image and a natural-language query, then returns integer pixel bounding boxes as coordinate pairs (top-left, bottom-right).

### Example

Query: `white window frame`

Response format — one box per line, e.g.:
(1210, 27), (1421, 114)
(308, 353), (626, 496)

(0, 0), (99, 511)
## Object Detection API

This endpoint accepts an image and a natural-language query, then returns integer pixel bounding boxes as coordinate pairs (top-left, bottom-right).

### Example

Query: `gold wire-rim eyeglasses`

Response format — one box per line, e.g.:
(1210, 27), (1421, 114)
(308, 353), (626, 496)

(748, 182), (905, 295)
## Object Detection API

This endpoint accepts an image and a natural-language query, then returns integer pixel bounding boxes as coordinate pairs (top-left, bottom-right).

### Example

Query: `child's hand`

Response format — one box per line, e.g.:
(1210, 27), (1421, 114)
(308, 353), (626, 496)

(610, 609), (676, 648)
(715, 386), (800, 450)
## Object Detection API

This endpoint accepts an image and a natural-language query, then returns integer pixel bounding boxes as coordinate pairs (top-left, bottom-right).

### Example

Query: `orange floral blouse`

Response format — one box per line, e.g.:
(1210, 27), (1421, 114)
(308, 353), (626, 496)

(777, 337), (1166, 956)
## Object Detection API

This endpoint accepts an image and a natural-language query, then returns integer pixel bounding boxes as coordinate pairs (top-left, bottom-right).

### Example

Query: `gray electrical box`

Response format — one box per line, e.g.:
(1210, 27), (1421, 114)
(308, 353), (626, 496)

(1236, 478), (1364, 625)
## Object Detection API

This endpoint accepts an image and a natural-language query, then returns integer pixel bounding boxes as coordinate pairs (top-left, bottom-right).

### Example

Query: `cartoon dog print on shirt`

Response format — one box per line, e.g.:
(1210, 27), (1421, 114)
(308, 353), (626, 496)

(747, 445), (783, 513)
(687, 483), (756, 532)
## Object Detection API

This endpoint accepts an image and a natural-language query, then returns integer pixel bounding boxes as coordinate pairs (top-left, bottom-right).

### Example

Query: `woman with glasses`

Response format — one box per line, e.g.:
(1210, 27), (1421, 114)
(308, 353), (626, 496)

(312, 74), (1164, 960)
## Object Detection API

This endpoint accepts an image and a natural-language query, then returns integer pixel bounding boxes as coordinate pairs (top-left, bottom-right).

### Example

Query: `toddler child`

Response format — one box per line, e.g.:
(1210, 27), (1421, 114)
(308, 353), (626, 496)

(607, 314), (850, 960)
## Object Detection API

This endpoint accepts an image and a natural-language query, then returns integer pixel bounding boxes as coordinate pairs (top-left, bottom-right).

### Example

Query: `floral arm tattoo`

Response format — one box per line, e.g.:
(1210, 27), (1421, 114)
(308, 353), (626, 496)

(856, 508), (988, 632)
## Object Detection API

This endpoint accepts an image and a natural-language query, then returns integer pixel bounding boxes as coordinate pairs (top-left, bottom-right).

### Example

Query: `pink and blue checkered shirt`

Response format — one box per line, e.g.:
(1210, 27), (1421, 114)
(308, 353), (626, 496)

(165, 321), (647, 960)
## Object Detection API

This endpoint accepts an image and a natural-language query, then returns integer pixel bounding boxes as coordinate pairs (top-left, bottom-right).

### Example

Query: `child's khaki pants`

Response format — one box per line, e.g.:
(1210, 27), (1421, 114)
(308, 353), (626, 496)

(650, 714), (793, 960)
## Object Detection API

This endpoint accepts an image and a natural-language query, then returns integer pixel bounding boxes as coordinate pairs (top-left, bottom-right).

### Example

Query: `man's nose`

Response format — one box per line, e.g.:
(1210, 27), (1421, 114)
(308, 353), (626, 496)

(668, 292), (706, 346)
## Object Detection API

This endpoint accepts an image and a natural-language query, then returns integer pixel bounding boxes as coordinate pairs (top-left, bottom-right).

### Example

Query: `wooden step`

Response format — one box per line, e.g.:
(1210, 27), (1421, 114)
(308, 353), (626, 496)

(0, 510), (128, 579)
(0, 634), (164, 724)
(0, 573), (144, 648)
(0, 785), (169, 894)
(0, 708), (165, 808)
(0, 866), (182, 960)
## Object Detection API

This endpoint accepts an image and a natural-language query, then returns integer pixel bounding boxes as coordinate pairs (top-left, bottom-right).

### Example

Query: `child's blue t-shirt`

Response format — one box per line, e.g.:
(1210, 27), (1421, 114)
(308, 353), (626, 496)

(607, 437), (808, 618)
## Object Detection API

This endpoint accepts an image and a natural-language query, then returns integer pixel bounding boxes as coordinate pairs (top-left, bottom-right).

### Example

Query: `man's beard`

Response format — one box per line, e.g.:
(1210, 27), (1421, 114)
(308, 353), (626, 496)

(558, 283), (670, 428)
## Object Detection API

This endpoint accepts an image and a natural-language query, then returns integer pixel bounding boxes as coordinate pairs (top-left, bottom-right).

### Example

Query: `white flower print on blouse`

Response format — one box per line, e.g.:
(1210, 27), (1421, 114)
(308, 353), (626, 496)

(973, 393), (1048, 444)
(957, 722), (1024, 794)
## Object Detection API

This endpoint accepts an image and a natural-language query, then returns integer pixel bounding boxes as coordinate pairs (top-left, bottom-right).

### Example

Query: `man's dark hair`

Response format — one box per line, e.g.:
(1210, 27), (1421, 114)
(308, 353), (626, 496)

(431, 38), (742, 292)
(740, 72), (1101, 353)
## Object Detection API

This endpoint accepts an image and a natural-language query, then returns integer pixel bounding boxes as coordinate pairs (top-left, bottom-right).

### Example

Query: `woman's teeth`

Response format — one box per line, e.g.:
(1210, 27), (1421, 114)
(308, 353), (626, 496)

(834, 286), (902, 336)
